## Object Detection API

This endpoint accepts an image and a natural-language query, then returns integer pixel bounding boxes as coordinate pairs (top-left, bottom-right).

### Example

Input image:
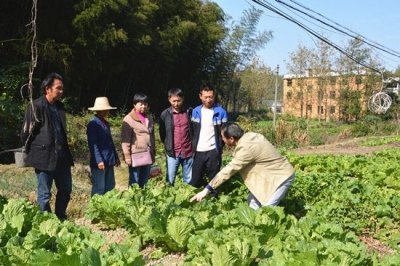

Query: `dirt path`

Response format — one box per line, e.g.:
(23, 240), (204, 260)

(292, 138), (400, 156)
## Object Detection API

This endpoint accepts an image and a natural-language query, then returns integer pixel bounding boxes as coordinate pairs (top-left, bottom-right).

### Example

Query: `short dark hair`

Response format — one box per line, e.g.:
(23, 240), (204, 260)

(168, 88), (184, 98)
(41, 72), (63, 94)
(221, 123), (244, 140)
(199, 84), (215, 94)
(133, 93), (148, 105)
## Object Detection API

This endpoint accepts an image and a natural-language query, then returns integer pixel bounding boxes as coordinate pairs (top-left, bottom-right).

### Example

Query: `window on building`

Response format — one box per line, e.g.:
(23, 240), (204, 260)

(307, 104), (312, 111)
(356, 76), (362, 84)
(318, 106), (324, 114)
(307, 85), (313, 93)
(287, 79), (292, 87)
(286, 91), (292, 99)
(330, 90), (336, 99)
(330, 106), (335, 114)
(342, 78), (349, 86)
(330, 77), (336, 85)
(297, 91), (303, 100)
(318, 90), (324, 100)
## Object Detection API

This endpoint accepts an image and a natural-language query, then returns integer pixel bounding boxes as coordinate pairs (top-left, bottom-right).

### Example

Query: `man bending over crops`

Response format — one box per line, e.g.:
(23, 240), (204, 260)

(190, 123), (295, 209)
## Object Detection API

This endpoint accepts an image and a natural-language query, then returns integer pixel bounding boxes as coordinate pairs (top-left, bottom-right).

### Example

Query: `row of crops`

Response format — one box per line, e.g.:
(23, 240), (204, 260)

(1, 148), (399, 265)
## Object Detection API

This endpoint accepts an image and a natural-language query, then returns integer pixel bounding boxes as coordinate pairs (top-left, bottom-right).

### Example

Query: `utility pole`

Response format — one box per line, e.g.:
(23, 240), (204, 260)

(273, 64), (279, 128)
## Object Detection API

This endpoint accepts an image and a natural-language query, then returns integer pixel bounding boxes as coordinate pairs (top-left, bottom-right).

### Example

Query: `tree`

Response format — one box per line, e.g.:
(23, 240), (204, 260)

(286, 36), (384, 121)
(336, 38), (383, 119)
(219, 7), (273, 113)
(286, 44), (314, 118)
(70, 0), (227, 112)
(394, 65), (400, 76)
(312, 39), (335, 121)
(339, 87), (362, 121)
(237, 58), (276, 113)
(0, 0), (228, 162)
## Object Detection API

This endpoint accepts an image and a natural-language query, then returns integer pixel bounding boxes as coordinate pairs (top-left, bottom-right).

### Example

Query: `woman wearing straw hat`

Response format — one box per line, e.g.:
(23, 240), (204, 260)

(87, 97), (120, 196)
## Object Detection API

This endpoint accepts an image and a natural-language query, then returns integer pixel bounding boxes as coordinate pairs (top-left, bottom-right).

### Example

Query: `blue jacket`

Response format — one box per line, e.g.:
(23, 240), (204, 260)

(86, 115), (119, 168)
(191, 104), (228, 154)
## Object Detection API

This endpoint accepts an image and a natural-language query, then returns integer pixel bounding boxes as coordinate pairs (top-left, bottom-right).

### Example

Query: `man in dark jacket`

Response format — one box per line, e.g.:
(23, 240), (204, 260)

(159, 88), (193, 186)
(21, 72), (74, 220)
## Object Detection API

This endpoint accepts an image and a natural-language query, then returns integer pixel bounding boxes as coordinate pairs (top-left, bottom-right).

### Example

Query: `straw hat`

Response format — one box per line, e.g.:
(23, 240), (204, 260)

(88, 97), (117, 111)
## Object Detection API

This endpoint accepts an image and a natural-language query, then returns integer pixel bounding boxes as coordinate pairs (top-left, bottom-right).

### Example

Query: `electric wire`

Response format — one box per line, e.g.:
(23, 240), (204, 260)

(251, 0), (382, 73)
(250, 0), (395, 113)
(279, 0), (400, 58)
(283, 0), (400, 70)
(282, 0), (400, 70)
(287, 0), (400, 58)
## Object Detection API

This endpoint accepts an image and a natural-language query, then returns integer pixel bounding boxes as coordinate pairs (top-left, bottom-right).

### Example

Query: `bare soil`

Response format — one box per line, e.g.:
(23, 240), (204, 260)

(292, 137), (400, 156)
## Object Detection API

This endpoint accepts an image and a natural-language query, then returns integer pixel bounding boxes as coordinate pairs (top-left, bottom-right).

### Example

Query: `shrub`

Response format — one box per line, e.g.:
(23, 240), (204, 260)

(67, 113), (92, 163)
(0, 99), (25, 164)
(351, 121), (370, 137)
(380, 122), (398, 134)
(309, 135), (326, 146)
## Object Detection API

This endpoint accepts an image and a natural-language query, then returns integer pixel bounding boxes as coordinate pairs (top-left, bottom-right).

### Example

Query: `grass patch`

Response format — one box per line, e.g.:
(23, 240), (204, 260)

(0, 165), (37, 200)
(0, 163), (94, 220)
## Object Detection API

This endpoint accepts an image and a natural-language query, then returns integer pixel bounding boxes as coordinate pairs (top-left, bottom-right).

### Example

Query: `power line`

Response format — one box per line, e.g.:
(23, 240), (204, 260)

(282, 0), (400, 70)
(251, 0), (382, 73)
(283, 0), (400, 58)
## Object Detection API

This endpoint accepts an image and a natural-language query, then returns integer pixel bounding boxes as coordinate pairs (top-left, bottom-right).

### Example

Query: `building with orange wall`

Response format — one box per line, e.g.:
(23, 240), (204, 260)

(282, 70), (380, 121)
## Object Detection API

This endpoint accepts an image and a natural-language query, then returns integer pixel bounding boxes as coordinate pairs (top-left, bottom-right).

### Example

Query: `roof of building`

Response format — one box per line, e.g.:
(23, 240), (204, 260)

(283, 69), (372, 79)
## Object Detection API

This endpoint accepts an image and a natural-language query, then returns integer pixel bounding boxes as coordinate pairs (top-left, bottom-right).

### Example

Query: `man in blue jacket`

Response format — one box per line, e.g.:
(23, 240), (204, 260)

(21, 72), (74, 220)
(190, 85), (228, 195)
(87, 97), (120, 196)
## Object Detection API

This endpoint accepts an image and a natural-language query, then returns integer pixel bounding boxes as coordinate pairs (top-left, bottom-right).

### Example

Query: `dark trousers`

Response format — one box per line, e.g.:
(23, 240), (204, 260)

(128, 164), (150, 189)
(90, 167), (116, 197)
(190, 150), (221, 188)
(35, 149), (72, 220)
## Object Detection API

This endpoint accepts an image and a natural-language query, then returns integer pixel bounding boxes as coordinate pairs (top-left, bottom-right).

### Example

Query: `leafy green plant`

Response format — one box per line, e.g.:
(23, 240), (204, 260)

(0, 195), (144, 265)
(82, 154), (400, 264)
(286, 150), (400, 249)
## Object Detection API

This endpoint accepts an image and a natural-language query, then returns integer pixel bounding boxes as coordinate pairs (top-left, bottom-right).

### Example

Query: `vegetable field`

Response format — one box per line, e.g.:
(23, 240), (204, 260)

(0, 148), (399, 265)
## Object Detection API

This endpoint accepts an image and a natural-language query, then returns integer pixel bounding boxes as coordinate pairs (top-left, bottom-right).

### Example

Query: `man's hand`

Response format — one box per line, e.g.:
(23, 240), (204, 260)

(98, 162), (105, 170)
(190, 188), (210, 202)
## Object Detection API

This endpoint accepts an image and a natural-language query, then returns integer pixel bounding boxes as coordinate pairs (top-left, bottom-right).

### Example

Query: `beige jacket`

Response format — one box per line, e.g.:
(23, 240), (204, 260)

(208, 132), (295, 205)
(121, 110), (155, 162)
